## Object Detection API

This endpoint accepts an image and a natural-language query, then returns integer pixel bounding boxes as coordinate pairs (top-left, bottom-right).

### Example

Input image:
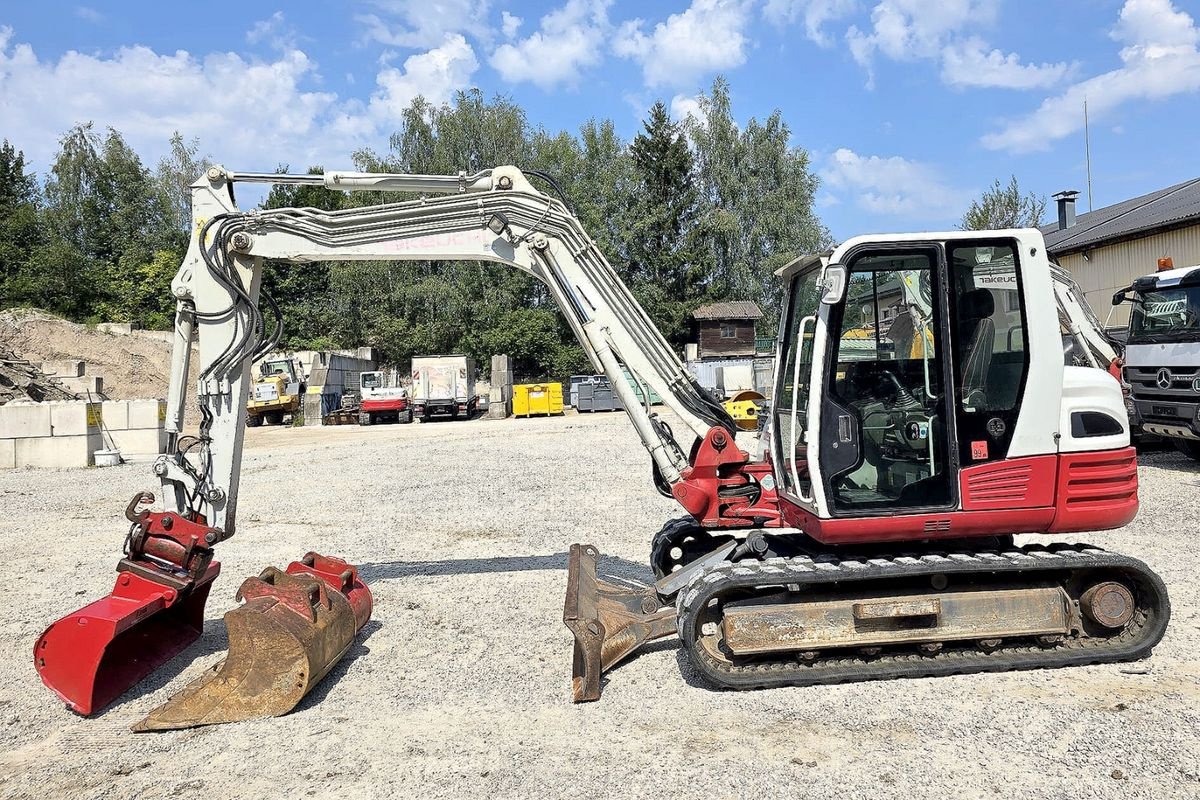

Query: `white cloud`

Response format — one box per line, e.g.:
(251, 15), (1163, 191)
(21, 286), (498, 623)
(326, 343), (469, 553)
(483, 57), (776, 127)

(941, 37), (1074, 90)
(246, 11), (299, 52)
(489, 0), (610, 90)
(74, 6), (103, 24)
(614, 0), (755, 88)
(356, 0), (493, 50)
(0, 27), (476, 172)
(846, 0), (995, 64)
(982, 0), (1200, 153)
(669, 92), (703, 123)
(501, 11), (522, 40)
(821, 148), (972, 220)
(763, 0), (857, 46)
(369, 34), (478, 122)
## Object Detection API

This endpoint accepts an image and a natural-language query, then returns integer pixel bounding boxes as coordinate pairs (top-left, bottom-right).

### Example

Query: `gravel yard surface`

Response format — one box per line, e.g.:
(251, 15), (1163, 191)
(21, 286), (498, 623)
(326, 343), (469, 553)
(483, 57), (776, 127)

(0, 412), (1197, 799)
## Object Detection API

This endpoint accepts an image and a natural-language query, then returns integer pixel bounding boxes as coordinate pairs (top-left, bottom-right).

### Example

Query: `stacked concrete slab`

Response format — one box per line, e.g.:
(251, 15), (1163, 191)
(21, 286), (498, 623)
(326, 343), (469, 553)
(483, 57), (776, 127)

(487, 354), (513, 419)
(101, 399), (167, 456)
(41, 359), (104, 396)
(0, 401), (104, 468)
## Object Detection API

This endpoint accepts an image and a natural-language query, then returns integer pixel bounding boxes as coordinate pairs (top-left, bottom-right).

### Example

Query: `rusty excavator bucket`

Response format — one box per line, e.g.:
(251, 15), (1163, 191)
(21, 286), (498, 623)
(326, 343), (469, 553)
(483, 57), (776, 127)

(133, 553), (372, 731)
(563, 543), (676, 702)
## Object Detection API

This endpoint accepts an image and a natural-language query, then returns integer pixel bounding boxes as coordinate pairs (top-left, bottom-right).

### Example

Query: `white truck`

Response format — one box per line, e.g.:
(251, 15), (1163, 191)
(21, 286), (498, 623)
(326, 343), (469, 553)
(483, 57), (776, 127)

(1113, 260), (1200, 459)
(410, 355), (477, 422)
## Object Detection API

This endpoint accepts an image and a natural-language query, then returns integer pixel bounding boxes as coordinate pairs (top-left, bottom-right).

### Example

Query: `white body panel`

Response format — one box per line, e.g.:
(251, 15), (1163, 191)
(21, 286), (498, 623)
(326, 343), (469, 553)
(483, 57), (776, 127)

(1057, 366), (1130, 452)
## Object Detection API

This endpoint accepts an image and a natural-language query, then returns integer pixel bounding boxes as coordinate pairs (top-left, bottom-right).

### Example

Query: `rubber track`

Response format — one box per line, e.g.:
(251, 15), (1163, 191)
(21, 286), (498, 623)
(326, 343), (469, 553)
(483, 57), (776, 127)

(676, 544), (1171, 691)
(649, 517), (712, 580)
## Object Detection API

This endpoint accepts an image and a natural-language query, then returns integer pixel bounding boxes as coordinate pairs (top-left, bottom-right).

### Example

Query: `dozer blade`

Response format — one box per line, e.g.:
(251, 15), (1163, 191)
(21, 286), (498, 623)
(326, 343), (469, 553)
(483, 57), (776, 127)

(35, 562), (221, 716)
(563, 543), (676, 702)
(134, 553), (372, 731)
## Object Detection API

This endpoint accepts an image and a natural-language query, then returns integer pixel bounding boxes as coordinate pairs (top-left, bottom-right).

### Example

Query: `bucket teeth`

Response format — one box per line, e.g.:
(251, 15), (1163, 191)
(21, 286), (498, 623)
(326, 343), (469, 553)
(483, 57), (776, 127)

(134, 554), (371, 731)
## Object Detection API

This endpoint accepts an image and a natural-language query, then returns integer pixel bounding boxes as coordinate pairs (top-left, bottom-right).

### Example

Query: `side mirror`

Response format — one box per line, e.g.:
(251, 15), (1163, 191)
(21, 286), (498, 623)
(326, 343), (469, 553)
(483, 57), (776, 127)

(821, 263), (848, 304)
(1111, 289), (1127, 306)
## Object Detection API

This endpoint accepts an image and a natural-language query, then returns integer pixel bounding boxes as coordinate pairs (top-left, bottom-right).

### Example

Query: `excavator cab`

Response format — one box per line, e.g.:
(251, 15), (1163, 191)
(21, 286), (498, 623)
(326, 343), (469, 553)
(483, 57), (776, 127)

(570, 230), (1164, 699)
(775, 237), (1038, 533)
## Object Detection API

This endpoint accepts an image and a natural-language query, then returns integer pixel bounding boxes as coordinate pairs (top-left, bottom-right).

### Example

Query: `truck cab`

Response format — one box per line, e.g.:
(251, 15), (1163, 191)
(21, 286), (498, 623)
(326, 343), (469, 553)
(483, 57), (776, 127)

(1115, 261), (1200, 457)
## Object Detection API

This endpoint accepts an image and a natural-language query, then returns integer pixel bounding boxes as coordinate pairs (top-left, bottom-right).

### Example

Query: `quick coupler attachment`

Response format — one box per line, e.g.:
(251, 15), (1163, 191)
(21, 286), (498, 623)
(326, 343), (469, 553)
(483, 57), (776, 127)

(133, 552), (372, 731)
(563, 543), (676, 702)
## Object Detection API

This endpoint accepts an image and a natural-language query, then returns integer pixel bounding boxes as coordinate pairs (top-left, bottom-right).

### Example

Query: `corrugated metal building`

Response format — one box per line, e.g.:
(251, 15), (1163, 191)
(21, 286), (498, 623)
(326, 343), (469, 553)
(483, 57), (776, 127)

(1042, 180), (1200, 325)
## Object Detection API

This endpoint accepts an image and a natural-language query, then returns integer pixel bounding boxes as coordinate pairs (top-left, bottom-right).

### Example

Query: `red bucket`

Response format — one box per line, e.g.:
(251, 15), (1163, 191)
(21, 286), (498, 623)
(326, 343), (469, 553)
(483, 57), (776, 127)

(34, 563), (220, 715)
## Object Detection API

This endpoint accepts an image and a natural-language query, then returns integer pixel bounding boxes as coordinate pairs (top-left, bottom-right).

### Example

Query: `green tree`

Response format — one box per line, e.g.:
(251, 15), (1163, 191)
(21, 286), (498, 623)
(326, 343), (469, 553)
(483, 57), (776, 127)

(627, 101), (705, 346)
(960, 176), (1047, 231)
(156, 132), (212, 234)
(687, 78), (830, 333)
(0, 141), (42, 305)
(25, 124), (178, 324)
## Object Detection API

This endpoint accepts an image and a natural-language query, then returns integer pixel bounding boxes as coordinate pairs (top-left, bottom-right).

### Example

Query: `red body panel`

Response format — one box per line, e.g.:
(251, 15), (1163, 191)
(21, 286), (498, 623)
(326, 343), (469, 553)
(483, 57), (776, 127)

(1048, 448), (1139, 533)
(719, 448), (1138, 545)
(959, 456), (1058, 511)
(361, 397), (408, 413)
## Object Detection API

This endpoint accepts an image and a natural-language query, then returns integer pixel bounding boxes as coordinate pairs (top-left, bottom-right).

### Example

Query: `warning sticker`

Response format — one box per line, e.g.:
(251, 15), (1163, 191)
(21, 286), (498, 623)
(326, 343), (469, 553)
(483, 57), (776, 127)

(970, 440), (989, 460)
(86, 404), (102, 428)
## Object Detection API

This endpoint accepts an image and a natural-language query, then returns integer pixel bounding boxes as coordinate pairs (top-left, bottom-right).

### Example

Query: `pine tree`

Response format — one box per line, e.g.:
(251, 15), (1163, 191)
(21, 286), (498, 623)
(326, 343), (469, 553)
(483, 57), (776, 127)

(627, 102), (704, 346)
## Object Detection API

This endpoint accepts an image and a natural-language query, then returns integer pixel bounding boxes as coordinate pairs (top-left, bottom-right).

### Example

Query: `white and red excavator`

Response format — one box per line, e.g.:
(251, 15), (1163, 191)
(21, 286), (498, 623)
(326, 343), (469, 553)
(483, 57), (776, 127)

(34, 165), (1169, 728)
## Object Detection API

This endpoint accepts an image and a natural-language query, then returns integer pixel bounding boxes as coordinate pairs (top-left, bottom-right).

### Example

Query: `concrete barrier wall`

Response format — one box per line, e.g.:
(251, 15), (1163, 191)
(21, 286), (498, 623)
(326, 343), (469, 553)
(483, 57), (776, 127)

(101, 399), (167, 456)
(0, 401), (104, 468)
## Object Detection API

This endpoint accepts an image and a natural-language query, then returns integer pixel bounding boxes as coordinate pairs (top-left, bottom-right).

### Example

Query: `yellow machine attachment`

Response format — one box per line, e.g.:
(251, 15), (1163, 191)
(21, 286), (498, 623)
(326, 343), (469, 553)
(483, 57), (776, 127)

(721, 390), (766, 432)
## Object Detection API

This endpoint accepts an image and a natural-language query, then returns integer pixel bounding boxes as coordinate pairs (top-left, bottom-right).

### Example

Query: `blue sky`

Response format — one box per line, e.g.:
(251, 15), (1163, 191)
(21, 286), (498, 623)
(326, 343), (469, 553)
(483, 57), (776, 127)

(1, 0), (1198, 239)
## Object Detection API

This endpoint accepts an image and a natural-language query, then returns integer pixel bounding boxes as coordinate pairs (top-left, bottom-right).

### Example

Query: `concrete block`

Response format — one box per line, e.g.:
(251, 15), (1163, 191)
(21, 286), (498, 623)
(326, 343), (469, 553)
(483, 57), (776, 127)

(101, 400), (130, 431)
(0, 403), (53, 439)
(0, 439), (15, 469)
(61, 375), (103, 396)
(41, 359), (84, 378)
(108, 428), (167, 456)
(97, 322), (134, 335)
(15, 432), (103, 468)
(303, 393), (325, 426)
(128, 399), (166, 429)
(49, 402), (102, 436)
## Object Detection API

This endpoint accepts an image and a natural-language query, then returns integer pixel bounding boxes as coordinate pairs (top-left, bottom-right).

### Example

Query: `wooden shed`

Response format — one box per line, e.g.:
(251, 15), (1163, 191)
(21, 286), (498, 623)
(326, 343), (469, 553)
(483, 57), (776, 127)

(692, 301), (762, 360)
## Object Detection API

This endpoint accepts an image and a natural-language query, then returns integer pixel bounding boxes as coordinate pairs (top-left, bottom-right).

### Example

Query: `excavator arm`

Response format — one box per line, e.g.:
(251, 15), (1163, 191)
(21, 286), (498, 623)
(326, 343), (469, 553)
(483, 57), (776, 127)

(160, 165), (743, 534)
(1050, 261), (1123, 372)
(35, 165), (755, 719)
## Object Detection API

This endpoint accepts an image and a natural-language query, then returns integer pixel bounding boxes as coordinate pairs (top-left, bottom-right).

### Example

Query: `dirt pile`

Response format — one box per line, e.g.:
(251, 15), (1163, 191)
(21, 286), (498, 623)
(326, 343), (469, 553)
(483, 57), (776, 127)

(0, 309), (182, 401)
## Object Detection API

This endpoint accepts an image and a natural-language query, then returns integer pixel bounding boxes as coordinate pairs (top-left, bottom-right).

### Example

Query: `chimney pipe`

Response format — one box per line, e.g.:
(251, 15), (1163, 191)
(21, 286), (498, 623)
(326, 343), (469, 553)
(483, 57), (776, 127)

(1053, 190), (1079, 231)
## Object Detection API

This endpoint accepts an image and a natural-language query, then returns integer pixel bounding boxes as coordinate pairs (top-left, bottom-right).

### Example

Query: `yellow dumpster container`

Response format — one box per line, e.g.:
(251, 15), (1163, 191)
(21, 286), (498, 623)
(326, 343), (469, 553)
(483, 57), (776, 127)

(513, 382), (564, 418)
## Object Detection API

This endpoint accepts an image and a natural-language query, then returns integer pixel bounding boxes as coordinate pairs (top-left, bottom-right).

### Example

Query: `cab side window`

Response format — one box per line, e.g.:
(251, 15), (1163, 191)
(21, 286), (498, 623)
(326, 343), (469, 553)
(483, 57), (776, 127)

(948, 242), (1029, 461)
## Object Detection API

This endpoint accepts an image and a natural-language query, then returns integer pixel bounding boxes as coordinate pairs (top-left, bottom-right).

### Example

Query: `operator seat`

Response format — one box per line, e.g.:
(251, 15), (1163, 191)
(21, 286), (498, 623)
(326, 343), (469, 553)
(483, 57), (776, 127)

(958, 288), (996, 409)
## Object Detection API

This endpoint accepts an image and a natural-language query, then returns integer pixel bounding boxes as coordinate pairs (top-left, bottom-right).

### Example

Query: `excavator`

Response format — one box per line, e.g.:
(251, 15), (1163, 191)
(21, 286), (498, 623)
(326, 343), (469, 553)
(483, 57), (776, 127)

(34, 165), (1170, 726)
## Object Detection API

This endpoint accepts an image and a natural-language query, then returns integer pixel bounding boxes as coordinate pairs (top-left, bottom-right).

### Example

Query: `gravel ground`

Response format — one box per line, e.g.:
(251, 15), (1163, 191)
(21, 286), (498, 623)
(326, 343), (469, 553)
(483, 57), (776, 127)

(0, 412), (1197, 800)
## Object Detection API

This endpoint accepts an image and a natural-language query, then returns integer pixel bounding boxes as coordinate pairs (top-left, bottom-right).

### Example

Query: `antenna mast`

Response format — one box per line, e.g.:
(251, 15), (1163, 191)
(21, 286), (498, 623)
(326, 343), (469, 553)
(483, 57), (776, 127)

(1084, 98), (1094, 212)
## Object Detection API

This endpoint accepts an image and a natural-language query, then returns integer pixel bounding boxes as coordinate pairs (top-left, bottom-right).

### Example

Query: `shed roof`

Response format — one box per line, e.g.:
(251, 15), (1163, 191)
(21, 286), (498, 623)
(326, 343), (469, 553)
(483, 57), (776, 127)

(1042, 177), (1200, 255)
(692, 301), (763, 321)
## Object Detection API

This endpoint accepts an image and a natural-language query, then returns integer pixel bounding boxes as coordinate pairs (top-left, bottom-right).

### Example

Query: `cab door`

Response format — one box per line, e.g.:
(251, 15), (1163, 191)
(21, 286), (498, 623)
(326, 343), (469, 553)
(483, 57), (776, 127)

(812, 245), (957, 516)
